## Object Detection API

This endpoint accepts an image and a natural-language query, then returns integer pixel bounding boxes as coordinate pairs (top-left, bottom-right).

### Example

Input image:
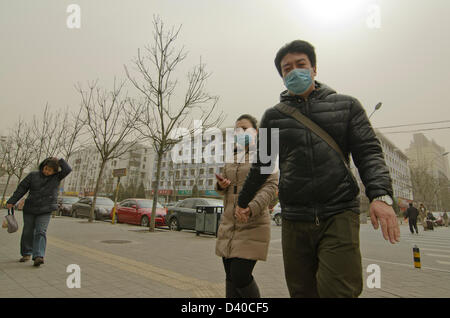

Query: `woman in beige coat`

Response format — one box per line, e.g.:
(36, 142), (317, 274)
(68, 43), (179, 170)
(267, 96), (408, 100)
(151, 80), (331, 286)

(215, 114), (278, 298)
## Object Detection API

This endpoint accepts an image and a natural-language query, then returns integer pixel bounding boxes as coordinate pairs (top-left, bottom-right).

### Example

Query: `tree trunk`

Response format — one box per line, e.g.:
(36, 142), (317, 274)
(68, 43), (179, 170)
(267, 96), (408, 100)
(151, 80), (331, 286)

(149, 152), (163, 232)
(89, 160), (107, 222)
(1, 174), (12, 208)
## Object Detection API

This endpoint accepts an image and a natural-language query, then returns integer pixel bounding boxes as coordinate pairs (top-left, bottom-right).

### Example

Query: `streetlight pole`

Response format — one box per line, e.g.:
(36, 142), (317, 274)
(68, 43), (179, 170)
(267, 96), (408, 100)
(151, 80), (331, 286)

(368, 102), (383, 119)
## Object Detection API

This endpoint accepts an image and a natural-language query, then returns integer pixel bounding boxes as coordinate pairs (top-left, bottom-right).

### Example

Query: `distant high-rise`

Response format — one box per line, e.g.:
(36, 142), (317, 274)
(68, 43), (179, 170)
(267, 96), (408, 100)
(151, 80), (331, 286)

(405, 133), (449, 180)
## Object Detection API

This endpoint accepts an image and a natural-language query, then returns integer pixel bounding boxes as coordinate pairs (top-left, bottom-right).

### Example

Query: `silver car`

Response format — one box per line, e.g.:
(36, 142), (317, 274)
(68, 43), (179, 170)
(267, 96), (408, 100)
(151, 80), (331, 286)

(272, 203), (282, 226)
(71, 196), (114, 220)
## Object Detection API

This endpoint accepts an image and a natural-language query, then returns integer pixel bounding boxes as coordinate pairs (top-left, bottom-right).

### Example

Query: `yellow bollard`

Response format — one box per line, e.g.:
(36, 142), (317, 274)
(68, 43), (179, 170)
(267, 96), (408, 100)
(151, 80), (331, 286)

(413, 245), (421, 269)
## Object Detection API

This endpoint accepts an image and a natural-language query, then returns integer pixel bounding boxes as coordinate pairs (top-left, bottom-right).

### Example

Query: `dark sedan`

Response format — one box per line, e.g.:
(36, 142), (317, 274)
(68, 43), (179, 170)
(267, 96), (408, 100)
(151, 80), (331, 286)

(57, 196), (80, 216)
(166, 198), (223, 232)
(71, 196), (114, 220)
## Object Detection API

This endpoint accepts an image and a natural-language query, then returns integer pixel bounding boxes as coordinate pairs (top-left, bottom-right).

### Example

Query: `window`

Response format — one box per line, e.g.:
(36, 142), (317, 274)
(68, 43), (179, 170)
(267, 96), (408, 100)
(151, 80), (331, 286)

(190, 180), (194, 186)
(182, 180), (186, 186)
(183, 169), (188, 176)
(199, 180), (204, 186)
(200, 169), (204, 175)
(191, 169), (195, 176)
(184, 199), (197, 209)
(208, 168), (214, 174)
(208, 179), (213, 186)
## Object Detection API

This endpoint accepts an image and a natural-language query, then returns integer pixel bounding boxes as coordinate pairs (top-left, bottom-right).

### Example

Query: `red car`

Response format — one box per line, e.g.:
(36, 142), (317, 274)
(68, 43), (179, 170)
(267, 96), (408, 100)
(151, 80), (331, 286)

(112, 199), (167, 227)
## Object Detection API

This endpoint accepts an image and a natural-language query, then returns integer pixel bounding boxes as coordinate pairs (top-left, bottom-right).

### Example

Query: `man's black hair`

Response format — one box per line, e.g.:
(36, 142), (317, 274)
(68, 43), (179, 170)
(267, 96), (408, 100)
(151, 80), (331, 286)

(274, 40), (316, 77)
(236, 114), (258, 129)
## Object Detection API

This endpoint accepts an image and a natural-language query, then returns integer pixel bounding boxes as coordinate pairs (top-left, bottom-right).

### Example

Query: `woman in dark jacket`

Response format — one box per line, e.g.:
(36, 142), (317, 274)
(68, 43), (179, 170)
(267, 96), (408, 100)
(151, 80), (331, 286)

(6, 157), (72, 267)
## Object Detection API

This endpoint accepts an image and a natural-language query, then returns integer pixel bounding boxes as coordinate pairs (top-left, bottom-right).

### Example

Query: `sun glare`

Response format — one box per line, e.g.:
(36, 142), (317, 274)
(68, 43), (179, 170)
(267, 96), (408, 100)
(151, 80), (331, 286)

(291, 0), (366, 26)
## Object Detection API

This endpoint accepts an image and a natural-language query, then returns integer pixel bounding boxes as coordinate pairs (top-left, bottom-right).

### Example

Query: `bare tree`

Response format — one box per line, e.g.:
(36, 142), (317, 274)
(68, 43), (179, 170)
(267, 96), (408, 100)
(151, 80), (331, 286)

(1, 119), (36, 206)
(409, 161), (441, 210)
(31, 104), (66, 168)
(59, 105), (88, 161)
(57, 105), (88, 192)
(125, 16), (224, 231)
(76, 79), (142, 222)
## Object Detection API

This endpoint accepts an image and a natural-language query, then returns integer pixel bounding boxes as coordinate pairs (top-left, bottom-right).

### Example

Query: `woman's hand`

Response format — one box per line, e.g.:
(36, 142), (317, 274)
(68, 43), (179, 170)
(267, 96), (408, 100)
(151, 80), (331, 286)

(216, 175), (231, 189)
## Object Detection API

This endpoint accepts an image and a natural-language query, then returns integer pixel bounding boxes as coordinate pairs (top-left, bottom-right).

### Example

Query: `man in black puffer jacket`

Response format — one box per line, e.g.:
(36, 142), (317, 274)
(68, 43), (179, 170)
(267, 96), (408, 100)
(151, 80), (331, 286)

(235, 40), (400, 298)
(7, 157), (72, 267)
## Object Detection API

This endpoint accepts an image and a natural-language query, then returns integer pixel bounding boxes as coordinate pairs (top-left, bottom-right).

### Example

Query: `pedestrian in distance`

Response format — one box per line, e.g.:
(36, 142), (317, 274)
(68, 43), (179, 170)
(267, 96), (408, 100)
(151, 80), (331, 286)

(6, 157), (72, 267)
(215, 114), (279, 298)
(405, 203), (419, 235)
(419, 203), (426, 228)
(443, 212), (449, 227)
(235, 40), (400, 298)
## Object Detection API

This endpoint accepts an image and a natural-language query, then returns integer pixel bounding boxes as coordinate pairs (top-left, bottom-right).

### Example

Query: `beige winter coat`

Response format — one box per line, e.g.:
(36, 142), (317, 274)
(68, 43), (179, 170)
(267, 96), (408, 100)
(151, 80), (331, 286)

(215, 151), (278, 261)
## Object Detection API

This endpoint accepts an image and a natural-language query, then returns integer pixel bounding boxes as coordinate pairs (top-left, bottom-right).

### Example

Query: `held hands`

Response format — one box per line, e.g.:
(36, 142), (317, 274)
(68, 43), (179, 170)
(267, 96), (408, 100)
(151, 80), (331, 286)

(235, 205), (252, 223)
(370, 200), (401, 244)
(6, 204), (14, 210)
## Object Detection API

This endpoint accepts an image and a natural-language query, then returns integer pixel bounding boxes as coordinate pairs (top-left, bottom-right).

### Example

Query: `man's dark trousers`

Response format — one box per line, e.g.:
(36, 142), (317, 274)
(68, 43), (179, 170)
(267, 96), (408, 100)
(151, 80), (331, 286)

(409, 218), (418, 234)
(282, 210), (363, 298)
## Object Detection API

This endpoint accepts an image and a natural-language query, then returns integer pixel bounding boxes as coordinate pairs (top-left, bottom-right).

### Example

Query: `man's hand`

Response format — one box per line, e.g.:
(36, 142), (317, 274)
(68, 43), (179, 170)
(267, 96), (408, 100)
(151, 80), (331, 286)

(235, 206), (252, 223)
(370, 200), (400, 244)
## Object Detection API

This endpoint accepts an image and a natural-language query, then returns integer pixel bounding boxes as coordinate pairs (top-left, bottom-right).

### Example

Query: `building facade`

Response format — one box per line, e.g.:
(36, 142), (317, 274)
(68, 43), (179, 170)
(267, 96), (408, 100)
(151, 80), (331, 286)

(351, 130), (413, 214)
(64, 144), (156, 198)
(405, 133), (450, 211)
(151, 136), (226, 204)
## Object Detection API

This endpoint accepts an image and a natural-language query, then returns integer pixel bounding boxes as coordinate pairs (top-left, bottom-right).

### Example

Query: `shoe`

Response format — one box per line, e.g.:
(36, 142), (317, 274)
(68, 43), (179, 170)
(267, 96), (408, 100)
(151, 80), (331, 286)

(33, 257), (44, 267)
(236, 278), (261, 298)
(19, 255), (31, 262)
(226, 280), (241, 298)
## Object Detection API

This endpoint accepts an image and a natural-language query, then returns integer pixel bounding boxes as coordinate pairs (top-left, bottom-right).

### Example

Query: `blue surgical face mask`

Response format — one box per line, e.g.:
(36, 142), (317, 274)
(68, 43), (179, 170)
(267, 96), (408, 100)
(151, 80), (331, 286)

(234, 134), (252, 146)
(283, 68), (313, 95)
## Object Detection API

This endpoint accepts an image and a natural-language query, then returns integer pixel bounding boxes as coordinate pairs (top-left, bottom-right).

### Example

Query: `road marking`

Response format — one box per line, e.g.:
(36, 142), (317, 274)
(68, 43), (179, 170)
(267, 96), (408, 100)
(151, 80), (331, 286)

(425, 254), (450, 259)
(47, 236), (224, 297)
(436, 260), (450, 265)
(420, 248), (450, 253)
(403, 243), (450, 250)
(362, 257), (450, 273)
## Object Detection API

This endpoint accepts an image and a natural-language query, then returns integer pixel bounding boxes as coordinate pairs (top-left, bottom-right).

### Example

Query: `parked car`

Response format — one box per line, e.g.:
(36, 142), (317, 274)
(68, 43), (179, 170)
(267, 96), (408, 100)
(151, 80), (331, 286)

(272, 202), (282, 226)
(431, 212), (445, 227)
(71, 196), (114, 220)
(113, 198), (167, 227)
(57, 196), (80, 216)
(166, 198), (224, 232)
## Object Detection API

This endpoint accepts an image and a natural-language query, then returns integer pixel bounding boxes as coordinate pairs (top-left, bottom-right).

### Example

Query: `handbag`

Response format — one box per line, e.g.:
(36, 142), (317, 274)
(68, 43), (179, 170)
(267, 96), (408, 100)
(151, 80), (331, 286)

(4, 207), (19, 233)
(274, 102), (358, 187)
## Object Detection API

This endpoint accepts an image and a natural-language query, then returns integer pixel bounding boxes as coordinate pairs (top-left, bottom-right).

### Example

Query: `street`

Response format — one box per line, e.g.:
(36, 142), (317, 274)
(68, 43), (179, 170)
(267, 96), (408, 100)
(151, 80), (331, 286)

(1, 210), (450, 298)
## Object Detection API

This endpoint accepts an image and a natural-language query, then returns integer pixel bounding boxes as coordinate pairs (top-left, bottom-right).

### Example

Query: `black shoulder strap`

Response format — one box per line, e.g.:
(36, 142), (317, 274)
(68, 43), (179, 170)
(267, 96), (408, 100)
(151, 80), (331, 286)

(275, 102), (349, 167)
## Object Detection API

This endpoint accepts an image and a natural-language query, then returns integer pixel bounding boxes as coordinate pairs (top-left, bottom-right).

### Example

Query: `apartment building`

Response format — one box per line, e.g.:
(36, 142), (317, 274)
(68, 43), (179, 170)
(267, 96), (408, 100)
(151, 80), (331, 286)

(64, 144), (155, 197)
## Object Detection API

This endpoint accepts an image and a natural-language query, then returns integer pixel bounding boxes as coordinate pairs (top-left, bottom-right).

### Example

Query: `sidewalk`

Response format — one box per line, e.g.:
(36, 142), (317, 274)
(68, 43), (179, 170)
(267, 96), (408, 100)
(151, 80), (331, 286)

(1, 209), (449, 298)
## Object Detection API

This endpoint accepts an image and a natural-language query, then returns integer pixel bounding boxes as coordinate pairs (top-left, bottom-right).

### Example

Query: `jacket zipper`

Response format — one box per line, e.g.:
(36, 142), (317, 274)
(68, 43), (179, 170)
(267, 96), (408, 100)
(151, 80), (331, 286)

(304, 97), (320, 226)
(227, 161), (240, 256)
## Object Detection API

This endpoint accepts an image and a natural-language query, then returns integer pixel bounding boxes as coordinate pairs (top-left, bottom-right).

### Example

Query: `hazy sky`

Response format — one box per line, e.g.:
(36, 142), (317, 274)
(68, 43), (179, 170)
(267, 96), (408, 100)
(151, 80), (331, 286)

(1, 0), (450, 155)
